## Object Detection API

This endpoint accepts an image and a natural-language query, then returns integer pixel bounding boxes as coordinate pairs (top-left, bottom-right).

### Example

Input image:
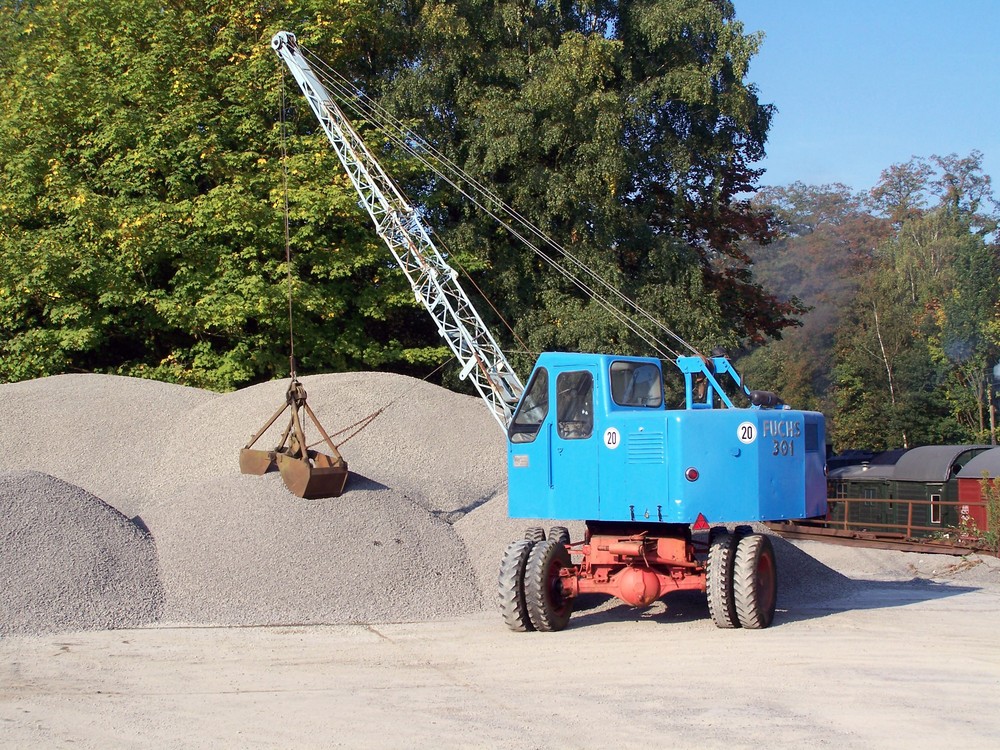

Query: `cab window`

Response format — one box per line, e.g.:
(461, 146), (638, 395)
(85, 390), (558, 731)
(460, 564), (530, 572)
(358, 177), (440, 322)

(557, 371), (593, 440)
(610, 361), (662, 407)
(508, 368), (548, 444)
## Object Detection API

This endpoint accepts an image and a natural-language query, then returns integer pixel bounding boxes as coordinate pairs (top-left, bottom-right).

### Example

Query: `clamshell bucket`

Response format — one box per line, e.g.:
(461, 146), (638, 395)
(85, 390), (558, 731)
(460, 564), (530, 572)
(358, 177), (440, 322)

(240, 379), (349, 499)
(240, 446), (277, 476)
(276, 446), (349, 499)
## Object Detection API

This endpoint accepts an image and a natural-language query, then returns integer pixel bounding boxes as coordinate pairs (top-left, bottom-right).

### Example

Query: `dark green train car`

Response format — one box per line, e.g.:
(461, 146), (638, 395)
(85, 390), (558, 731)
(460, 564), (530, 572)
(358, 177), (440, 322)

(827, 445), (991, 537)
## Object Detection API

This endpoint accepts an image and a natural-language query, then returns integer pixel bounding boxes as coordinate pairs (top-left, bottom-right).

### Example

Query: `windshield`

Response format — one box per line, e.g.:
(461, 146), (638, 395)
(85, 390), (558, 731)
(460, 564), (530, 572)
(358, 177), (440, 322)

(508, 368), (548, 444)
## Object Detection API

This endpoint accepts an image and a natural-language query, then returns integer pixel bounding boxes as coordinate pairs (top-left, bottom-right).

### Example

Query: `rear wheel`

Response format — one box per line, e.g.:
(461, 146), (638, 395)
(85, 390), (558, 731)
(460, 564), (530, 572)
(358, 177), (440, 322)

(707, 531), (740, 628)
(548, 526), (570, 546)
(524, 538), (574, 632)
(524, 526), (546, 543)
(498, 539), (536, 632)
(733, 533), (778, 629)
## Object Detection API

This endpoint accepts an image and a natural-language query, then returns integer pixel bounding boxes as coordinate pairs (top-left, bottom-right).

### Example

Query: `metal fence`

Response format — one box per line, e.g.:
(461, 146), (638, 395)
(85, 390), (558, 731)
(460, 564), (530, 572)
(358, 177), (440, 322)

(825, 496), (990, 541)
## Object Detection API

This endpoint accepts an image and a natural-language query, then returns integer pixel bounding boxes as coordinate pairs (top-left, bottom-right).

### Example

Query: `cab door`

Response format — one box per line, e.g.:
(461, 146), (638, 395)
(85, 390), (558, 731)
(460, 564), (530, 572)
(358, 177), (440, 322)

(550, 368), (600, 519)
(507, 367), (551, 518)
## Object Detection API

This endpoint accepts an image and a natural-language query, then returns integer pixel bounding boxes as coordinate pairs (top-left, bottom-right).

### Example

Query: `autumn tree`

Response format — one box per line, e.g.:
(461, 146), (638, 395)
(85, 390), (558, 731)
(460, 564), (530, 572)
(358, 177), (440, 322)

(831, 153), (999, 450)
(738, 183), (889, 412)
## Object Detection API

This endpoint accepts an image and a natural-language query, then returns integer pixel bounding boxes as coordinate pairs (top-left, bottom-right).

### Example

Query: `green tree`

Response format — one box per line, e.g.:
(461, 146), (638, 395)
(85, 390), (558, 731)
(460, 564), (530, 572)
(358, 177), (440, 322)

(0, 0), (803, 392)
(832, 272), (931, 450)
(376, 0), (794, 375)
(831, 153), (999, 450)
(0, 0), (447, 390)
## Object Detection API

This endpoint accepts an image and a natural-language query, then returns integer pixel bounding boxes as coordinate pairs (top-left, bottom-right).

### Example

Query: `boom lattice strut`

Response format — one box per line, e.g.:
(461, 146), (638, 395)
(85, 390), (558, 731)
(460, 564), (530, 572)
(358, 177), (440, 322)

(272, 32), (523, 431)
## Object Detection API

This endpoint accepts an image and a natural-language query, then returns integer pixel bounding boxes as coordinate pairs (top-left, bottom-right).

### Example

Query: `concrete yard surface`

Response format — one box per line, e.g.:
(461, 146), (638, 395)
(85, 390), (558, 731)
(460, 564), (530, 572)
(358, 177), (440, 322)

(3, 579), (999, 749)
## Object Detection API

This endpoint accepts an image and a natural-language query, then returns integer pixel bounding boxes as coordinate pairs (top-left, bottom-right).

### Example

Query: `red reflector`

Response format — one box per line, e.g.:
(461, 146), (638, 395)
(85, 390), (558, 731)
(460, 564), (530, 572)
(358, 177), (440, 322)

(685, 467), (699, 482)
(693, 513), (710, 530)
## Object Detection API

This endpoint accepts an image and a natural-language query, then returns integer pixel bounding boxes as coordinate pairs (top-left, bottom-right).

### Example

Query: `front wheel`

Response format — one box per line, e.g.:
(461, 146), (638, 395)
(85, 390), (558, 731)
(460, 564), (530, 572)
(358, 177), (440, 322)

(707, 531), (740, 629)
(498, 539), (536, 632)
(524, 538), (574, 632)
(733, 533), (778, 629)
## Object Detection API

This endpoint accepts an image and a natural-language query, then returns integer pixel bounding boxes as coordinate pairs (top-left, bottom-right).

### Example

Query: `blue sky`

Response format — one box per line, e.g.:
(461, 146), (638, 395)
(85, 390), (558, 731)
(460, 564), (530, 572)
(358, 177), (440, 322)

(736, 1), (1000, 198)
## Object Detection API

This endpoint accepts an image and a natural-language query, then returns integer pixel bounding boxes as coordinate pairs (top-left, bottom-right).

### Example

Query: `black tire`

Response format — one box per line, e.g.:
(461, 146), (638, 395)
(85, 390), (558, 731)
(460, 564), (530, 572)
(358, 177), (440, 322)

(706, 531), (740, 629)
(498, 539), (536, 632)
(733, 533), (778, 629)
(524, 526), (546, 543)
(548, 526), (570, 546)
(734, 524), (753, 539)
(524, 538), (574, 632)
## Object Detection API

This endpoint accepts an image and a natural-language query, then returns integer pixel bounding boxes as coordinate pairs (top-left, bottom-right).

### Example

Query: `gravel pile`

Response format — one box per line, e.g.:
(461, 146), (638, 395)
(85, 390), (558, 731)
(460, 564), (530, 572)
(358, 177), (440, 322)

(0, 470), (163, 635)
(154, 371), (506, 518)
(145, 472), (482, 626)
(0, 374), (216, 519)
(2, 372), (996, 635)
(1, 372), (501, 631)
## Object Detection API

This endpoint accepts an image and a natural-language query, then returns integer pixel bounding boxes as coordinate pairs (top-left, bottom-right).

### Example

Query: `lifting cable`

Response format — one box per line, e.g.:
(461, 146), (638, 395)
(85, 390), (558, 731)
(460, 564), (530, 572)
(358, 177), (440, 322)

(281, 69), (456, 448)
(279, 67), (424, 449)
(305, 51), (685, 360)
(301, 45), (701, 361)
(447, 252), (533, 358)
(279, 74), (297, 379)
(305, 360), (451, 452)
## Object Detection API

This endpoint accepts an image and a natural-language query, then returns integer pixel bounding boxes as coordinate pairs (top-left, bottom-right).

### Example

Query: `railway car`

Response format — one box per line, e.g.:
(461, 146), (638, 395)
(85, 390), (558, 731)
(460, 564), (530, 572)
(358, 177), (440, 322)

(827, 445), (990, 536)
(955, 447), (1000, 534)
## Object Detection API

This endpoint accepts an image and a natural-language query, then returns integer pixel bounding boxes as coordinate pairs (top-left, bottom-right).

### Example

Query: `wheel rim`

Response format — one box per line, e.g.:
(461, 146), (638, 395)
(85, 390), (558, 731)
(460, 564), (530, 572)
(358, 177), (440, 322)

(755, 550), (776, 614)
(546, 558), (569, 616)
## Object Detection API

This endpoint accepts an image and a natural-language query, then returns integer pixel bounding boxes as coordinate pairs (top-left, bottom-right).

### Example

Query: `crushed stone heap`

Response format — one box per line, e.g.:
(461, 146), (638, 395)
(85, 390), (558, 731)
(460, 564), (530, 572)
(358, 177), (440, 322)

(0, 470), (163, 636)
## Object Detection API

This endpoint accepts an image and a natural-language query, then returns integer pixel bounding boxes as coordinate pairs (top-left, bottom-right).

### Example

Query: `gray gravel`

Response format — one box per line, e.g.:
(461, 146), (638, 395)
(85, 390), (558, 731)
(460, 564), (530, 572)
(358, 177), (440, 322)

(2, 372), (997, 636)
(0, 470), (163, 635)
(146, 472), (481, 626)
(1, 372), (498, 631)
(154, 372), (507, 517)
(0, 374), (216, 519)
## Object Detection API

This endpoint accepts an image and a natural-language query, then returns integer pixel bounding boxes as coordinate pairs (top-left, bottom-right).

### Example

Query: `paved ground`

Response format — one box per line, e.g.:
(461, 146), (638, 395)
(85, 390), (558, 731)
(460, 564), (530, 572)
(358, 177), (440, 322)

(3, 577), (999, 749)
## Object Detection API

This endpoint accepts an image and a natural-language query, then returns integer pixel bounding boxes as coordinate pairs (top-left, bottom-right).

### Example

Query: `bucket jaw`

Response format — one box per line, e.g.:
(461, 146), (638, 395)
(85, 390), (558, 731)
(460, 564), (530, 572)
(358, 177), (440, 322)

(240, 379), (349, 499)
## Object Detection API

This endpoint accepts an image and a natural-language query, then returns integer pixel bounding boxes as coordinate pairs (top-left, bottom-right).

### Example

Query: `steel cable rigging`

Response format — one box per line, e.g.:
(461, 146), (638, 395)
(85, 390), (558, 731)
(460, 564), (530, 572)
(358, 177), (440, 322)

(298, 44), (702, 362)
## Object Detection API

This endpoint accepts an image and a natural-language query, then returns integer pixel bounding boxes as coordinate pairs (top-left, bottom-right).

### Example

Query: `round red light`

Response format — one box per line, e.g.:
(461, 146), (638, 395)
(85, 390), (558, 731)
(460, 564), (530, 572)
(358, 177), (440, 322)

(685, 467), (699, 482)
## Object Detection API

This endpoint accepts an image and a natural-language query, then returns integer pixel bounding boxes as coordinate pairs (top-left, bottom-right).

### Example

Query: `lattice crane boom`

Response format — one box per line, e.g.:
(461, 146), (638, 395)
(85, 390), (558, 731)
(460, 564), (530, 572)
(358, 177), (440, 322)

(272, 31), (523, 431)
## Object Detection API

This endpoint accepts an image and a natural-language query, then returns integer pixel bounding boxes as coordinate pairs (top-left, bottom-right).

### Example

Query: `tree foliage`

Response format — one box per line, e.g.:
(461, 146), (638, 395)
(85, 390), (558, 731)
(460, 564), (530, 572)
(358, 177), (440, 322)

(0, 0), (795, 390)
(744, 153), (1000, 451)
(740, 183), (890, 412)
(377, 0), (797, 370)
(0, 0), (450, 389)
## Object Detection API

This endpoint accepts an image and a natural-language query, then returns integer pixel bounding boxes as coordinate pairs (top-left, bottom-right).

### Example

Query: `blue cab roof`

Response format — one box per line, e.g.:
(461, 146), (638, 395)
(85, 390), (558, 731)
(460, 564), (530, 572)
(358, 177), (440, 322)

(532, 352), (662, 369)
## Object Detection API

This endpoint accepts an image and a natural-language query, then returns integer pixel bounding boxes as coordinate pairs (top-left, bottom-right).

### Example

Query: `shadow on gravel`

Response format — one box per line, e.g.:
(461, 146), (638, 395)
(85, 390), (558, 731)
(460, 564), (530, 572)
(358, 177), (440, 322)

(345, 472), (389, 492)
(568, 592), (711, 628)
(563, 536), (982, 630)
